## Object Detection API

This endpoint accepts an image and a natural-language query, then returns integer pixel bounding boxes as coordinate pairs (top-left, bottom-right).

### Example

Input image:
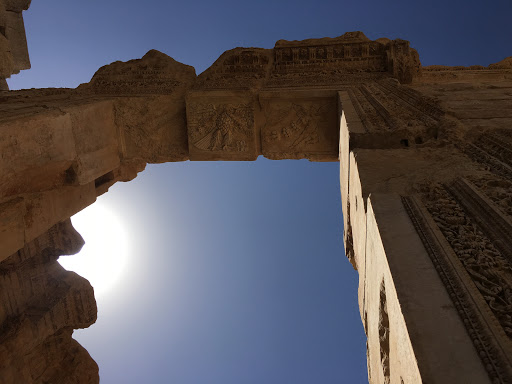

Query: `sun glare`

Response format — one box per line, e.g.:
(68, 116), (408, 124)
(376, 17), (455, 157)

(59, 201), (130, 297)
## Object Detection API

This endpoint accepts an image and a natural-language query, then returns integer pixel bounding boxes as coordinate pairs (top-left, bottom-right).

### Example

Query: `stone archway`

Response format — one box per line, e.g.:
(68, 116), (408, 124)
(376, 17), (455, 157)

(1, 4), (512, 382)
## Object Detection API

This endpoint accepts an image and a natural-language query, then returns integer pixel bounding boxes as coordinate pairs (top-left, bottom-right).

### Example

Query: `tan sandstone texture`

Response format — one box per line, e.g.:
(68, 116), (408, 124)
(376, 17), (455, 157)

(0, 0), (30, 89)
(1, 17), (512, 383)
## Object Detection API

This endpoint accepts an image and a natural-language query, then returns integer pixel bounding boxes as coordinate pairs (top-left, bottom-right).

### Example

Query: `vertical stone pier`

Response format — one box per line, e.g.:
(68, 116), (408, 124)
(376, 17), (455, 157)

(339, 69), (512, 382)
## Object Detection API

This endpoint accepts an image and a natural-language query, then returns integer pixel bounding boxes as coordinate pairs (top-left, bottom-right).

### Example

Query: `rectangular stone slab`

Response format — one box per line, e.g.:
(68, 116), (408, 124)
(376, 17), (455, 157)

(0, 111), (76, 197)
(67, 100), (120, 185)
(186, 91), (260, 161)
(259, 89), (338, 161)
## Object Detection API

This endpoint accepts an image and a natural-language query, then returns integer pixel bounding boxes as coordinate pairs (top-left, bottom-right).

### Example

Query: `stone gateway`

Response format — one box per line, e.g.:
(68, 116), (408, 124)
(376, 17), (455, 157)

(1, 2), (512, 383)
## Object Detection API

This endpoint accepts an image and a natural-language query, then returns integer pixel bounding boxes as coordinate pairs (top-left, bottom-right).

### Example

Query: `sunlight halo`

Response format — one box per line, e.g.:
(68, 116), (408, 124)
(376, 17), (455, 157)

(59, 201), (130, 297)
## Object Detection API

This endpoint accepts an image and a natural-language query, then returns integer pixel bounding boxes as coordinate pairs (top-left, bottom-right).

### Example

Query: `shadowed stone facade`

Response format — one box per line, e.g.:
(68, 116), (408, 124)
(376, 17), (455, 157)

(1, 5), (512, 382)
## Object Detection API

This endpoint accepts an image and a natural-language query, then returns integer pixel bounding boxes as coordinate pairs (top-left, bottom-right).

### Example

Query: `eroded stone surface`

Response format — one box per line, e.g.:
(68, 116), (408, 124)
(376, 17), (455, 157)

(0, 219), (98, 384)
(82, 49), (196, 96)
(0, 0), (30, 86)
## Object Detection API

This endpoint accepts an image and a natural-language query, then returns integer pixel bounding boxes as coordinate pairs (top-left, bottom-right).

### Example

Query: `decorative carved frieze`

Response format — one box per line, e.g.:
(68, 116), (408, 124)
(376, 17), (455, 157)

(358, 84), (400, 130)
(468, 174), (512, 220)
(194, 48), (272, 90)
(445, 178), (512, 263)
(402, 195), (512, 383)
(474, 133), (512, 168)
(420, 183), (512, 342)
(461, 143), (512, 180)
(374, 79), (443, 122)
(193, 32), (422, 93)
(268, 32), (389, 88)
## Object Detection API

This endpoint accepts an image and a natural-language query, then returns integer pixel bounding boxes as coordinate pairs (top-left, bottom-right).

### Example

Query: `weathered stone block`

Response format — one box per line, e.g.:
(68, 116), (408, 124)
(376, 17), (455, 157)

(24, 183), (96, 244)
(114, 96), (189, 163)
(194, 47), (272, 91)
(0, 112), (76, 197)
(186, 91), (260, 161)
(260, 90), (338, 160)
(3, 9), (29, 73)
(0, 219), (98, 384)
(86, 49), (196, 96)
(0, 197), (24, 260)
(67, 101), (120, 185)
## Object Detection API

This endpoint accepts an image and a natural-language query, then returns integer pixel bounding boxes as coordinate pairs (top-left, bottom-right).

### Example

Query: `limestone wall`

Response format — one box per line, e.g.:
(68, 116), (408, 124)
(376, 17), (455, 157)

(338, 69), (512, 383)
(339, 103), (512, 382)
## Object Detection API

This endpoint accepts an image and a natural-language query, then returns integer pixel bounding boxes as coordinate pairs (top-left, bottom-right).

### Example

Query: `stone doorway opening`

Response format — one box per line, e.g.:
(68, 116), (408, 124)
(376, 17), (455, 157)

(64, 159), (367, 383)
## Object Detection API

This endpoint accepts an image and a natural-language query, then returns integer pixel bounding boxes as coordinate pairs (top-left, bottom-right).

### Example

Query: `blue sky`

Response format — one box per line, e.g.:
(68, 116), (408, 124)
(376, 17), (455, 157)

(8, 0), (511, 383)
(75, 160), (363, 384)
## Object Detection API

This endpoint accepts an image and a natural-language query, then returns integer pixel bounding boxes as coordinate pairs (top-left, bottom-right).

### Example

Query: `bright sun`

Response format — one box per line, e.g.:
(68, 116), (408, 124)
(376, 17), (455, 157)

(59, 201), (130, 297)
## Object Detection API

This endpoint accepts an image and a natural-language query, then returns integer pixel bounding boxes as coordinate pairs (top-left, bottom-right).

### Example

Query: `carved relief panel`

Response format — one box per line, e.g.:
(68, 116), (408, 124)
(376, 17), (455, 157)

(186, 91), (260, 161)
(259, 90), (338, 160)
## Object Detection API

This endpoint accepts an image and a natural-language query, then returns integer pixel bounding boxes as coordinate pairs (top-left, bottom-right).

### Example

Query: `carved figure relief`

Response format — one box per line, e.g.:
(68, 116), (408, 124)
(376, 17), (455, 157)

(261, 98), (337, 159)
(187, 102), (254, 157)
(264, 103), (319, 147)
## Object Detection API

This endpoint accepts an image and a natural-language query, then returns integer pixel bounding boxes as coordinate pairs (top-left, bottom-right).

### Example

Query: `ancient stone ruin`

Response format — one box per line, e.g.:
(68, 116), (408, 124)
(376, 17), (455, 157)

(1, 2), (512, 382)
(0, 0), (30, 90)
